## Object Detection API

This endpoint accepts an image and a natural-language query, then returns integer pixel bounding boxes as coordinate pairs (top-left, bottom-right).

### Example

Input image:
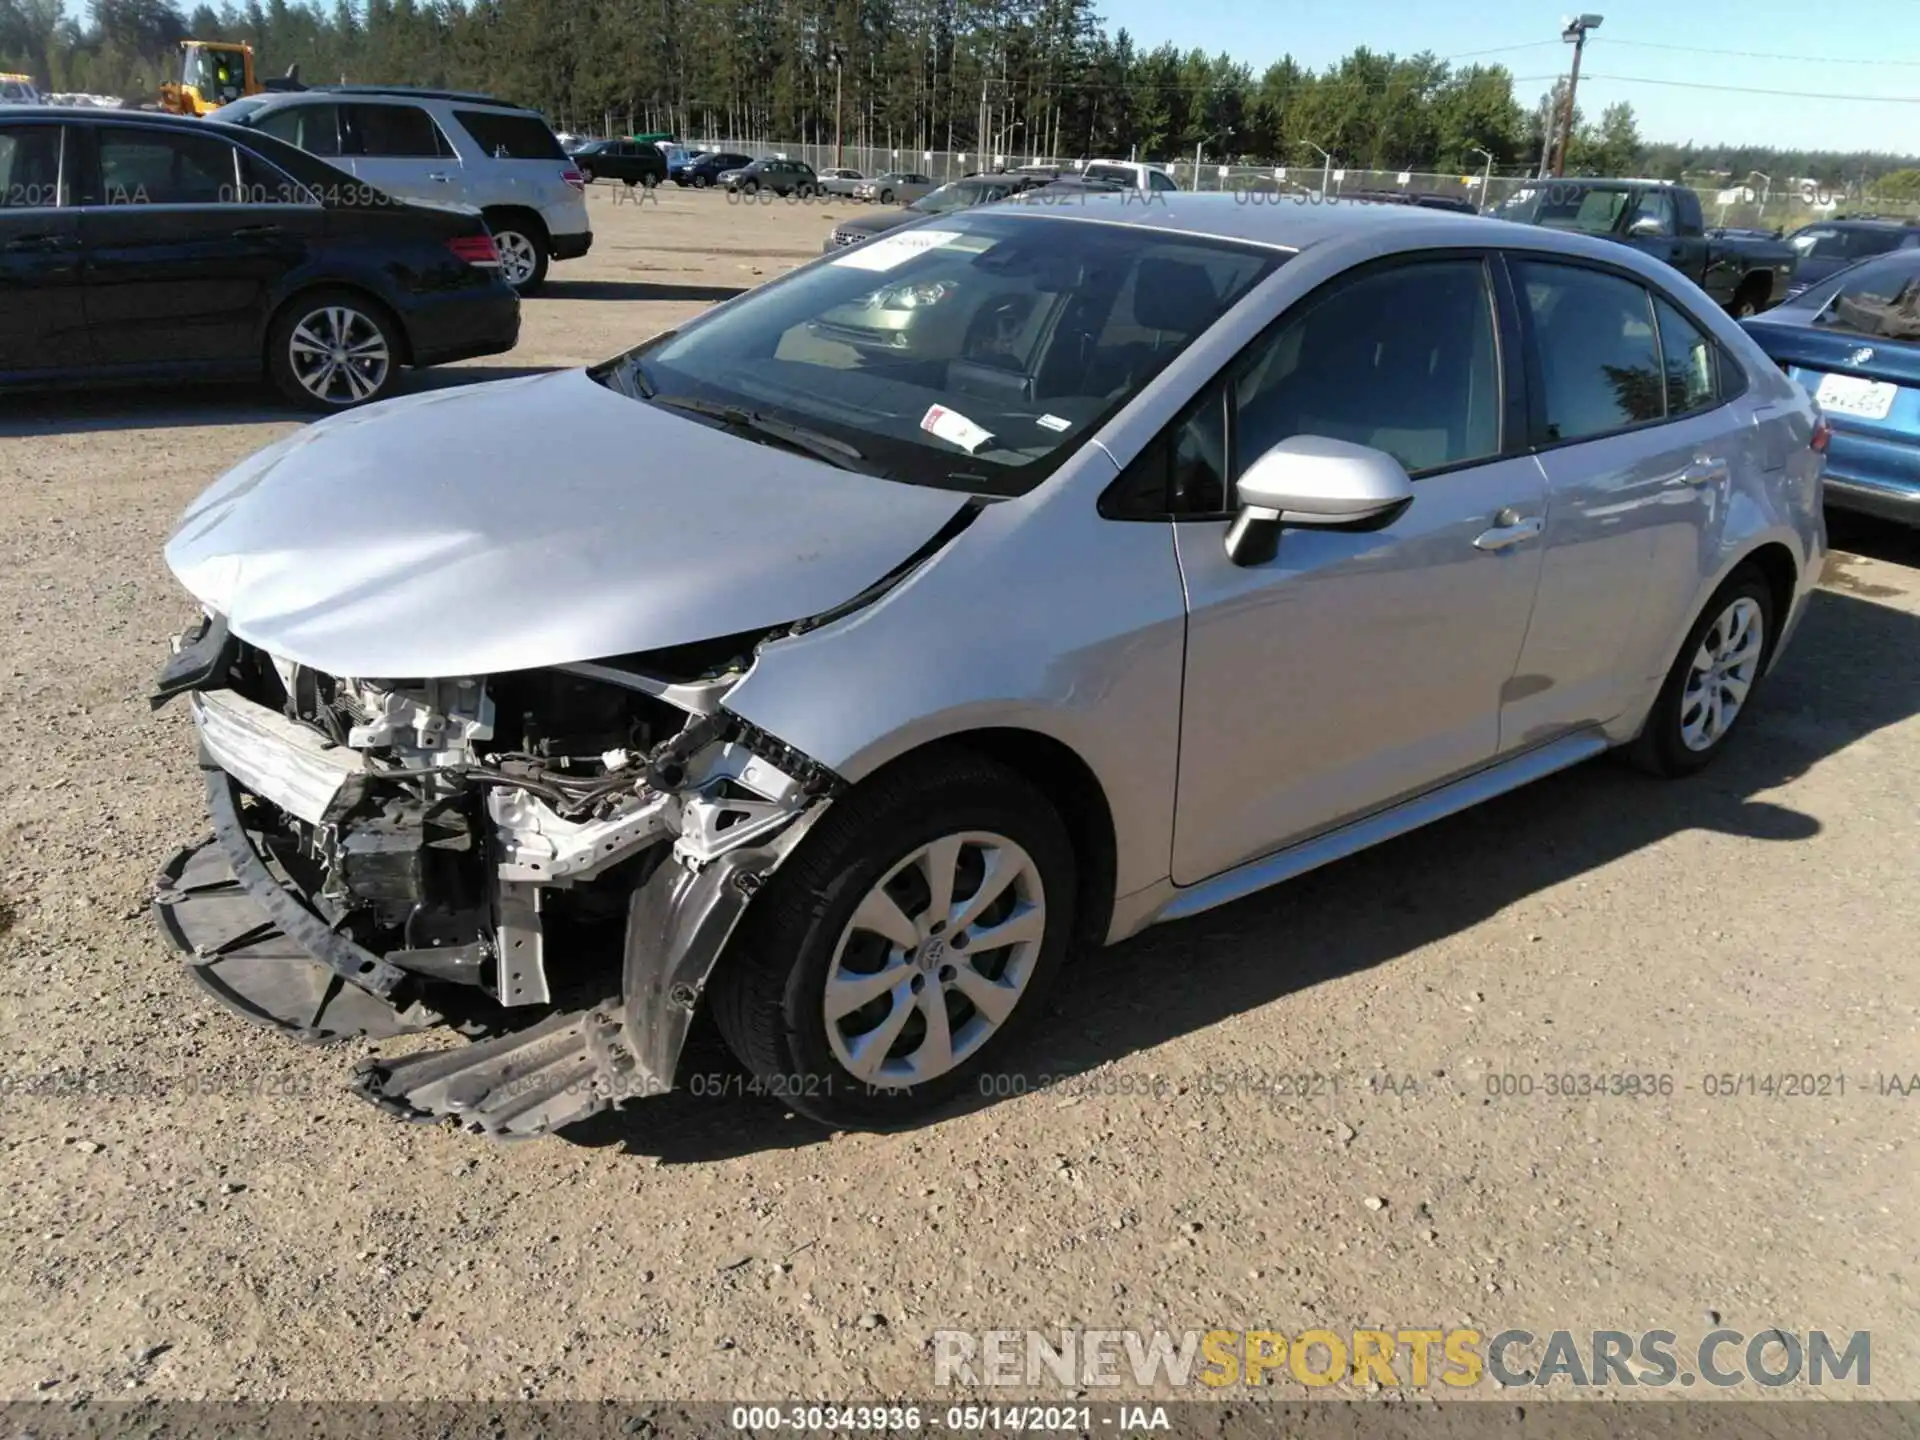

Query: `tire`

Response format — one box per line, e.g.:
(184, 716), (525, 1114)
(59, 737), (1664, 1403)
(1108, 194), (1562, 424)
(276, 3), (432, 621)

(1730, 281), (1769, 319)
(879, 188), (894, 204)
(710, 747), (1077, 1128)
(741, 179), (759, 196)
(266, 289), (401, 412)
(489, 222), (549, 294)
(694, 174), (710, 189)
(578, 166), (595, 184)
(1628, 566), (1776, 777)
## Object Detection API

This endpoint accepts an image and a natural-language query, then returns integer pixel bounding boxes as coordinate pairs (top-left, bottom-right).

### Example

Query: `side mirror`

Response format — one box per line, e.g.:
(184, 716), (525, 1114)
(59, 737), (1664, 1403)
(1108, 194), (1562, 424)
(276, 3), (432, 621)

(1225, 435), (1415, 567)
(1627, 216), (1665, 238)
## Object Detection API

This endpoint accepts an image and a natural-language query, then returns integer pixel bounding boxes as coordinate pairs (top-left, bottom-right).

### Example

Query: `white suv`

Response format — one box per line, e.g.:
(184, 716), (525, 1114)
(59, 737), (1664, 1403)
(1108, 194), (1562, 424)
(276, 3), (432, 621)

(213, 86), (590, 293)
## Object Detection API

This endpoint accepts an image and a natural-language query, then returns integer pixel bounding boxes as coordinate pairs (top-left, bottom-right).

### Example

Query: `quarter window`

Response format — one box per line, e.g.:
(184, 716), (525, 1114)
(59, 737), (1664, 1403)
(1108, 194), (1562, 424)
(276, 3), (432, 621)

(1231, 258), (1503, 480)
(1514, 260), (1664, 442)
(96, 128), (238, 205)
(453, 109), (564, 161)
(1654, 297), (1717, 417)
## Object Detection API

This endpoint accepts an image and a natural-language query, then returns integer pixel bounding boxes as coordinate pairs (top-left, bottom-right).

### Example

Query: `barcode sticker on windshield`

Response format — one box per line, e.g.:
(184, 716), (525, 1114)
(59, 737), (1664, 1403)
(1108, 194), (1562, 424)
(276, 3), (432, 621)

(831, 229), (967, 271)
(921, 404), (994, 454)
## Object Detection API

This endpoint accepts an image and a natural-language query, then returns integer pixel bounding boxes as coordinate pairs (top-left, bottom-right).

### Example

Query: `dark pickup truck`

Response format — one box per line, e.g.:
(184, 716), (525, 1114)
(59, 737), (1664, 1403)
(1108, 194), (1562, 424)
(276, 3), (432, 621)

(1493, 179), (1798, 317)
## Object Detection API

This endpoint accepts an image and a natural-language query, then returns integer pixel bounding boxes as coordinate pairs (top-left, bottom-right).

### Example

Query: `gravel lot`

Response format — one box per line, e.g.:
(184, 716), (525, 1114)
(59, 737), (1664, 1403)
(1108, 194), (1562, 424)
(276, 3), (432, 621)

(1, 186), (1916, 1405)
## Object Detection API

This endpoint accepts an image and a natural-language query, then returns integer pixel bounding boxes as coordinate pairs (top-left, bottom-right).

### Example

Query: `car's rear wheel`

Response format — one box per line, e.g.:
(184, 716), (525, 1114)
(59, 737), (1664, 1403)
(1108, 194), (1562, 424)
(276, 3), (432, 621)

(710, 747), (1076, 1128)
(267, 289), (400, 411)
(1629, 566), (1776, 776)
(490, 224), (549, 293)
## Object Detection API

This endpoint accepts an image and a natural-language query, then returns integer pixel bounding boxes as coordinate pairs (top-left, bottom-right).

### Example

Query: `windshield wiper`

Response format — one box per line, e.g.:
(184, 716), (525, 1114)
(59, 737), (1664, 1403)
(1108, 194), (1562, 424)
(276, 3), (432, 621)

(647, 394), (876, 473)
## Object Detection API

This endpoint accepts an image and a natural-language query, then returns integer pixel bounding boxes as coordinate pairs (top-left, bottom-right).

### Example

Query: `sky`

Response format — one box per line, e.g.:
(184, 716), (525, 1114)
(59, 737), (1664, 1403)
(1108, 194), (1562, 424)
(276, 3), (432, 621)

(1096, 0), (1920, 155)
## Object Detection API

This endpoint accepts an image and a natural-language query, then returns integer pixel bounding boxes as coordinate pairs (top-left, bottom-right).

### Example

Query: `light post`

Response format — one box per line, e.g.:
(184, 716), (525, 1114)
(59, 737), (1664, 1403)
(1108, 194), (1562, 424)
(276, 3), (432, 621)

(827, 45), (845, 168)
(1472, 145), (1495, 211)
(1298, 139), (1331, 198)
(1553, 13), (1602, 178)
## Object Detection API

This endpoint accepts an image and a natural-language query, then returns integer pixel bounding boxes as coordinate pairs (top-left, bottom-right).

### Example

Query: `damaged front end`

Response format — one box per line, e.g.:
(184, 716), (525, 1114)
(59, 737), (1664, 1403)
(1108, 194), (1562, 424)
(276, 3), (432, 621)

(152, 614), (838, 1139)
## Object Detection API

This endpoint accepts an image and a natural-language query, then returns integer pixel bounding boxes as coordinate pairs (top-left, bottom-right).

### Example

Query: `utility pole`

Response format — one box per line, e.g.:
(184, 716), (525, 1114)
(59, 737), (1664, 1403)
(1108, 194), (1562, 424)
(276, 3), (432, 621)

(1553, 13), (1602, 178)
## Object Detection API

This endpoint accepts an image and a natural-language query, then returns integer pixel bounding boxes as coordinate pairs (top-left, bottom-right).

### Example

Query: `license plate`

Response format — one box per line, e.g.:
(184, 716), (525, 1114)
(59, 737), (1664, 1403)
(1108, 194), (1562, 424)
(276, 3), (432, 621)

(1814, 371), (1898, 420)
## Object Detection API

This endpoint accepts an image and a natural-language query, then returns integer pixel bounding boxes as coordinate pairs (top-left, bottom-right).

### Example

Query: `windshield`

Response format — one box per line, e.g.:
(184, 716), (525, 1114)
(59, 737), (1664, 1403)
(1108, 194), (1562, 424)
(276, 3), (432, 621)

(1809, 252), (1920, 341)
(184, 47), (245, 105)
(593, 211), (1281, 497)
(1497, 183), (1628, 235)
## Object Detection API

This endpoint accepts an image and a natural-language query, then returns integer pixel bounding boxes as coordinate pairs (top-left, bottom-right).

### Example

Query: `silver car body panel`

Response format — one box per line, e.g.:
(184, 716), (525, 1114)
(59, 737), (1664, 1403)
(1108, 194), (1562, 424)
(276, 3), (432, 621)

(162, 368), (971, 678)
(726, 198), (1824, 942)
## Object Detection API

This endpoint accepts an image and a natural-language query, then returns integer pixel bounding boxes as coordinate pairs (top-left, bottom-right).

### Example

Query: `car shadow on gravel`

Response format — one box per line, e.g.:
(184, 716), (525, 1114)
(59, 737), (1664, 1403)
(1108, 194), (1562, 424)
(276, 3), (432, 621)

(0, 365), (561, 436)
(538, 279), (747, 303)
(564, 586), (1920, 1164)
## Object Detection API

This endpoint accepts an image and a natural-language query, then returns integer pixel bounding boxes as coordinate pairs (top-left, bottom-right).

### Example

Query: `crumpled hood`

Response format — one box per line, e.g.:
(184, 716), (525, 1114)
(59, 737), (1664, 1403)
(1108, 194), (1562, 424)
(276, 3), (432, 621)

(165, 368), (970, 678)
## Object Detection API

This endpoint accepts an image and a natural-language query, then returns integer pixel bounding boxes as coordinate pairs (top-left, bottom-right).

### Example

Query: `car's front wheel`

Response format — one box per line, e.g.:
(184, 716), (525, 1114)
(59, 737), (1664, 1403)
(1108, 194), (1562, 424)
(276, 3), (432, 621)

(1629, 565), (1776, 776)
(267, 289), (400, 411)
(711, 747), (1076, 1128)
(879, 188), (895, 204)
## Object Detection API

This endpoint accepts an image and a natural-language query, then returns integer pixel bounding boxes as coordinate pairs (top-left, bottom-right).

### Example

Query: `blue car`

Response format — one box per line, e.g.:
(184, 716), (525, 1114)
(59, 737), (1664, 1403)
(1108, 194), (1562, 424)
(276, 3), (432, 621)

(1781, 218), (1920, 301)
(1743, 248), (1920, 525)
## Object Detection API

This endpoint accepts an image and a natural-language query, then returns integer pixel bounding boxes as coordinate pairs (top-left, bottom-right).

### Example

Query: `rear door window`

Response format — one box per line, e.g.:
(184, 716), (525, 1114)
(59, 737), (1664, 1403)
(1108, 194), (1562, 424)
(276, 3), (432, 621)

(96, 127), (239, 205)
(1514, 260), (1665, 441)
(344, 103), (453, 159)
(453, 109), (565, 161)
(0, 125), (62, 207)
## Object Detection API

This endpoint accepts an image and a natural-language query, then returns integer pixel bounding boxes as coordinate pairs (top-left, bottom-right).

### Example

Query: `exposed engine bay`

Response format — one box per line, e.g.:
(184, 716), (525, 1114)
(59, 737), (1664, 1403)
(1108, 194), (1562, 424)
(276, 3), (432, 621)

(151, 613), (842, 1139)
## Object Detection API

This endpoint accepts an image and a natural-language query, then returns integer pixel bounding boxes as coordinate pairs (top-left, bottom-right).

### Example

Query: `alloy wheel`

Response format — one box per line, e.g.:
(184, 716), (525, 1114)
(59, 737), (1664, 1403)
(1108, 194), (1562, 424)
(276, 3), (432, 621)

(493, 230), (539, 288)
(1680, 596), (1765, 751)
(287, 305), (390, 406)
(823, 830), (1047, 1088)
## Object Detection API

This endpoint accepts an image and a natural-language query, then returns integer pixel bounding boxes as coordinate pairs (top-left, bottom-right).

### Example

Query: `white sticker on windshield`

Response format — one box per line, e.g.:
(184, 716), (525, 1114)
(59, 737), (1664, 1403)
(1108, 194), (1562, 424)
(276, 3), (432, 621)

(920, 404), (994, 454)
(831, 229), (968, 271)
(1036, 413), (1072, 432)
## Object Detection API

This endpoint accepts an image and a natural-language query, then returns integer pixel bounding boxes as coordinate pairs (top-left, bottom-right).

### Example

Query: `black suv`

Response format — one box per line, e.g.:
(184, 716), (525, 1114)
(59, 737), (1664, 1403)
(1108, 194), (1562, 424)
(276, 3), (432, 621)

(723, 158), (819, 198)
(672, 150), (751, 188)
(0, 106), (517, 409)
(572, 137), (667, 188)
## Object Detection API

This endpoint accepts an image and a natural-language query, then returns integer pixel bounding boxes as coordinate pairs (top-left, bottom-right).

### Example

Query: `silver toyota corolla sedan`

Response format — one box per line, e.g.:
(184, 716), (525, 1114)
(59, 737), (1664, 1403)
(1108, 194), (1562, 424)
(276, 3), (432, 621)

(152, 195), (1827, 1138)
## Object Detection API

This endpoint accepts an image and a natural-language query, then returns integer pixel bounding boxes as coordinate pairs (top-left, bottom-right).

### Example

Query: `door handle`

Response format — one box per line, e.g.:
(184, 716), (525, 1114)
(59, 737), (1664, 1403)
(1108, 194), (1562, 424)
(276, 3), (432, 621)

(425, 172), (451, 183)
(1474, 513), (1545, 551)
(230, 223), (283, 238)
(1682, 456), (1730, 486)
(3, 233), (73, 252)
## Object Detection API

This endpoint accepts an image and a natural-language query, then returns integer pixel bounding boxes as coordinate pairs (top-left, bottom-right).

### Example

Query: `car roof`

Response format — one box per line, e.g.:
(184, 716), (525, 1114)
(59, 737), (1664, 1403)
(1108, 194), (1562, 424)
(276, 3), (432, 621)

(0, 104), (251, 134)
(984, 190), (1717, 272)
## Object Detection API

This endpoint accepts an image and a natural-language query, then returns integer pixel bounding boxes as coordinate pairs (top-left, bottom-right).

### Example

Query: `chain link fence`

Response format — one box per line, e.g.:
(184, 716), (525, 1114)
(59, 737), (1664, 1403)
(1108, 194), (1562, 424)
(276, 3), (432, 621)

(663, 137), (1919, 232)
